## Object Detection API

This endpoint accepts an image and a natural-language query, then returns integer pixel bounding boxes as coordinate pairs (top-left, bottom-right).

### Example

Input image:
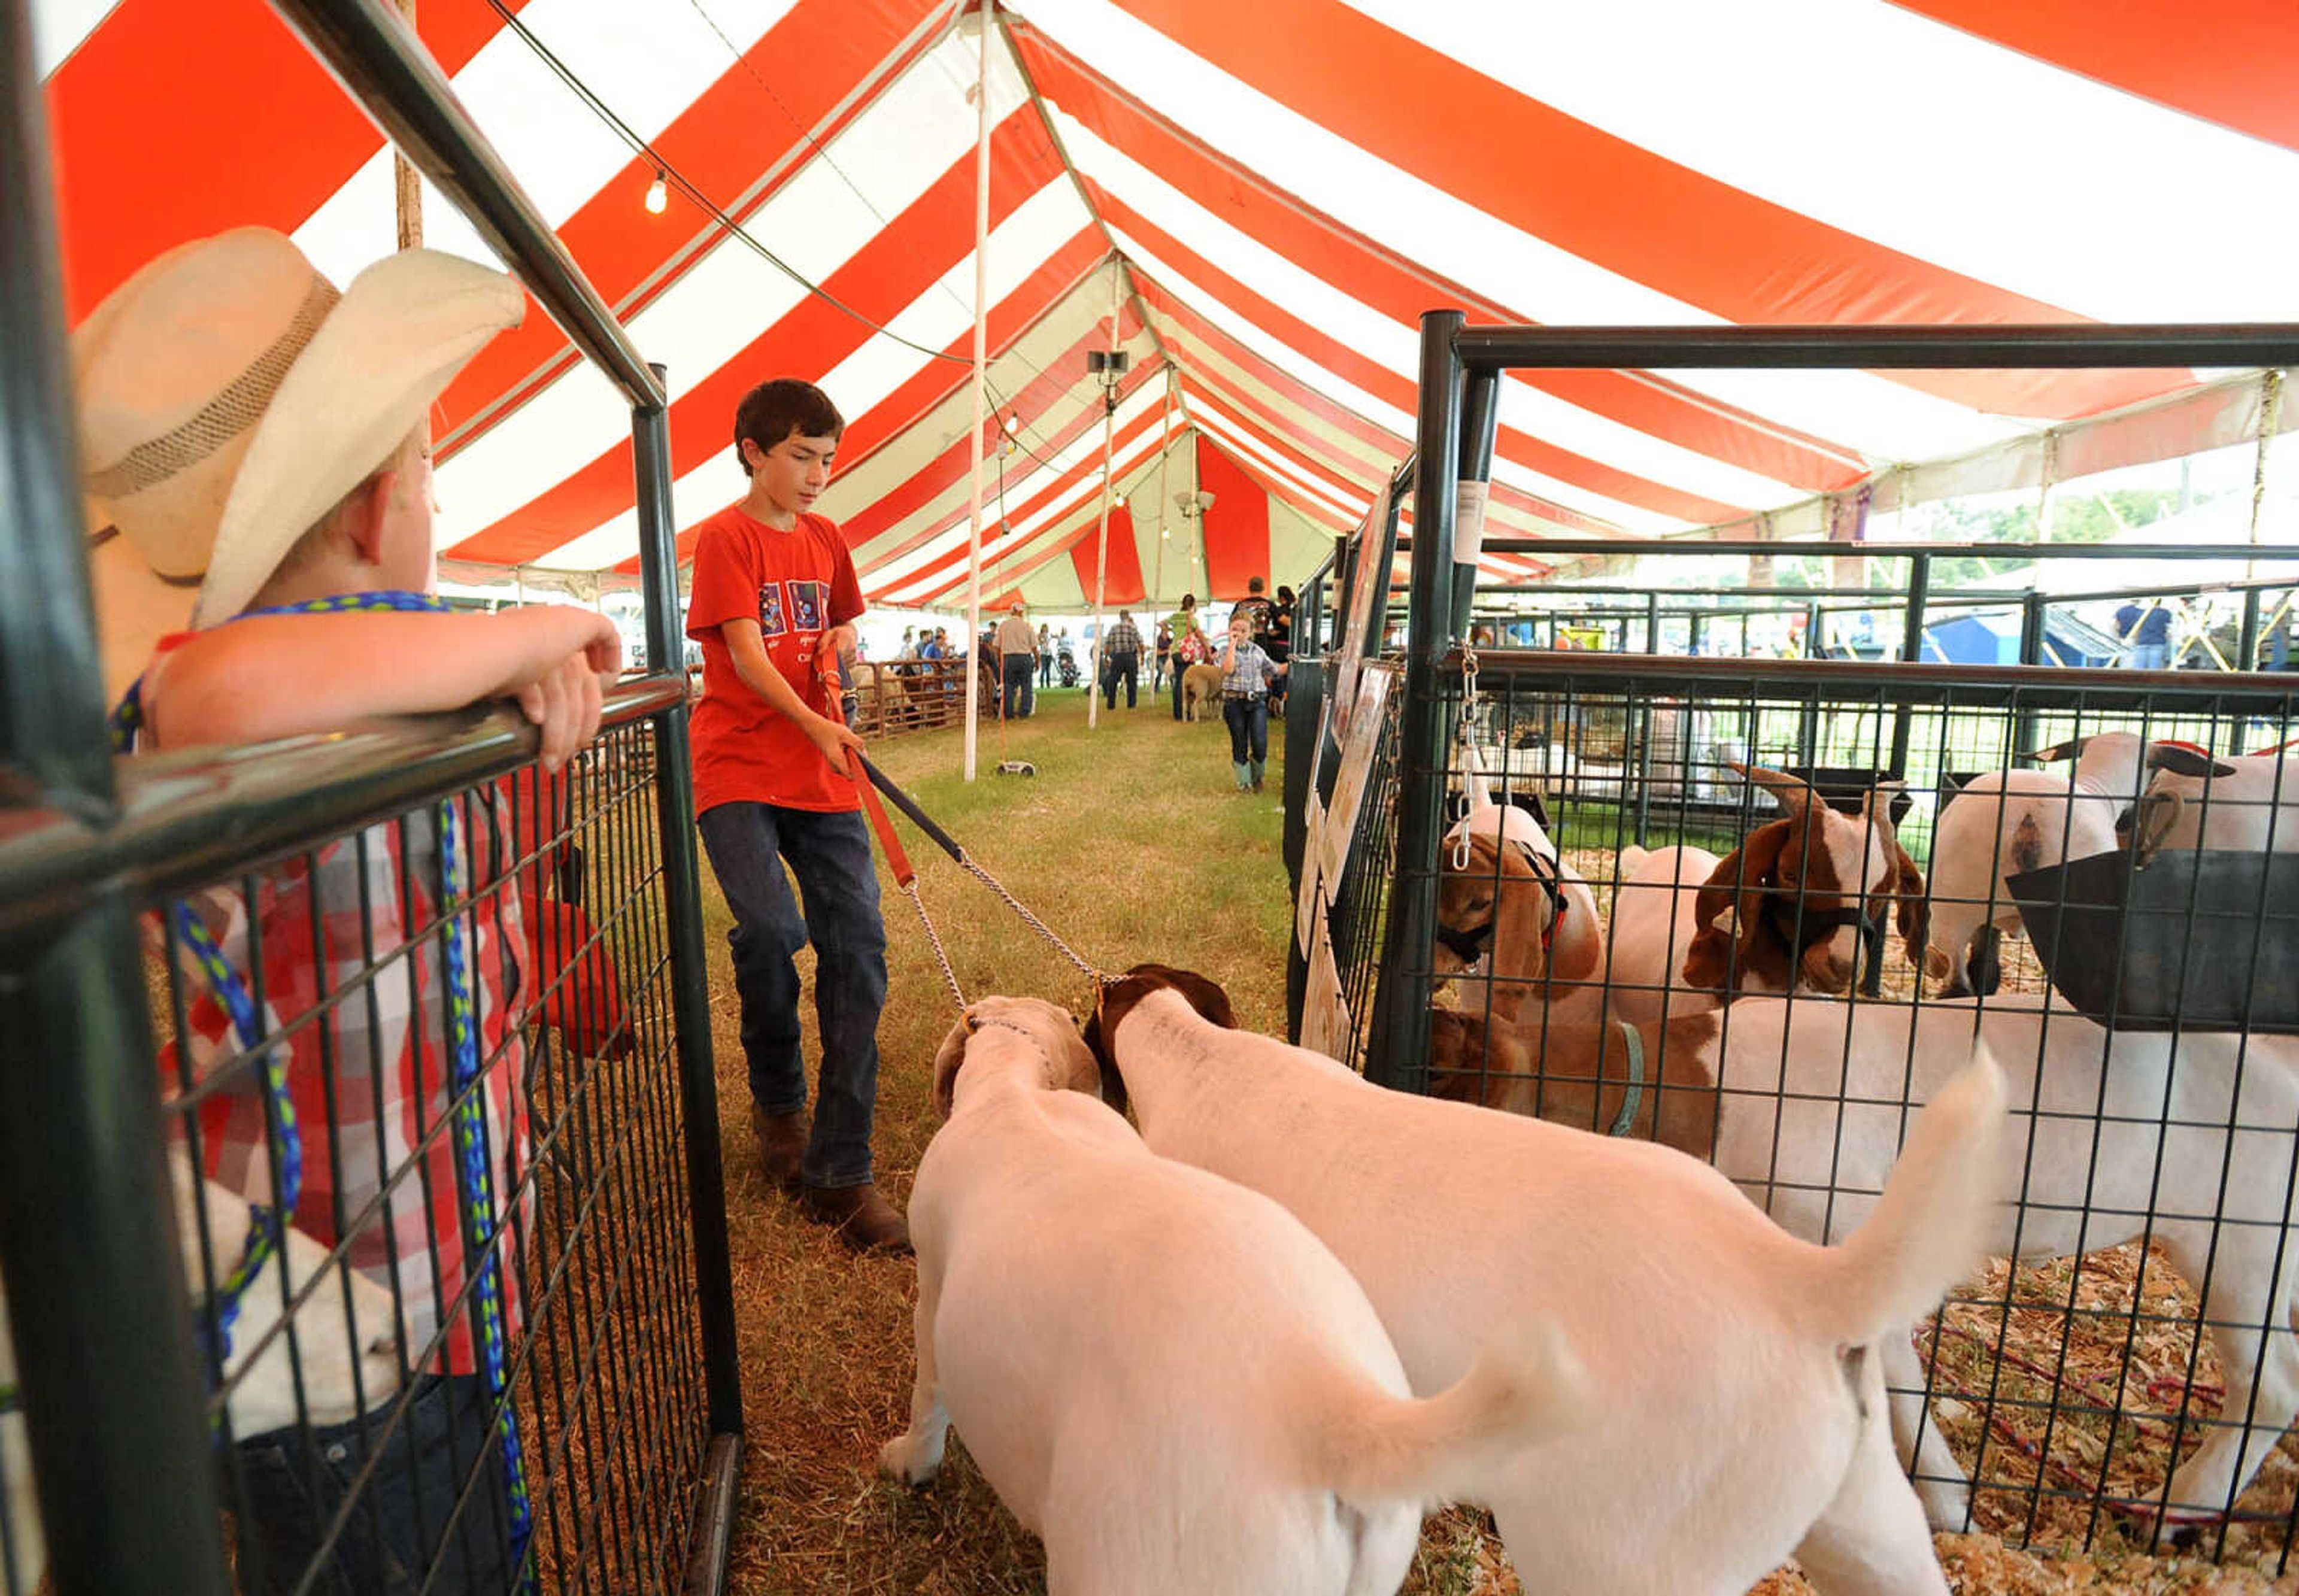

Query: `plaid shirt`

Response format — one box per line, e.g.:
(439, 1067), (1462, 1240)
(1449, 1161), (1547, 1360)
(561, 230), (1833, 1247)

(1221, 639), (1277, 697)
(1103, 617), (1142, 656)
(160, 799), (530, 1379)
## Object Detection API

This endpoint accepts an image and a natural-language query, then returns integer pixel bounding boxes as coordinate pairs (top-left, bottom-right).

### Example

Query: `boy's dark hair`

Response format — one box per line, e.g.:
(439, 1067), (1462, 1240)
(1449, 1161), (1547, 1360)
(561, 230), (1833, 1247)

(734, 379), (843, 475)
(1248, 576), (1265, 593)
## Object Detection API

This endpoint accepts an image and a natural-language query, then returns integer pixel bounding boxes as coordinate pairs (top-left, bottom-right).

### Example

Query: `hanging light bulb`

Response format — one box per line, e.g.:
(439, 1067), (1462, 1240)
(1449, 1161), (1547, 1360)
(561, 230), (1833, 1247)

(645, 170), (669, 214)
(1114, 491), (1127, 508)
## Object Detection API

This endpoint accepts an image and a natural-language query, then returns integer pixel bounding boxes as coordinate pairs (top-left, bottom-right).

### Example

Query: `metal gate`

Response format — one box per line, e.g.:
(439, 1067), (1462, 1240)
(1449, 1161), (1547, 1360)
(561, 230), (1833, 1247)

(0, 4), (741, 1592)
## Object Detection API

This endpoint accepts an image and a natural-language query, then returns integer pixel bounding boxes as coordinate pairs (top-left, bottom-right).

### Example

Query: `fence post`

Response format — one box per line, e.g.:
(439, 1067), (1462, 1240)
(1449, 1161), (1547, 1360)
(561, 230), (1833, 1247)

(1888, 552), (1931, 778)
(1366, 312), (1464, 1093)
(1448, 369), (1498, 639)
(2240, 587), (2263, 673)
(0, 10), (232, 1588)
(632, 375), (747, 1474)
(2012, 590), (2046, 756)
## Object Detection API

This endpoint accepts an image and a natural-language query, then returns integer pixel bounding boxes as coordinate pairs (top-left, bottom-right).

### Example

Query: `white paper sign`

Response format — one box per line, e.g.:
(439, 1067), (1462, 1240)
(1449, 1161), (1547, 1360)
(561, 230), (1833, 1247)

(1453, 479), (1490, 567)
(1296, 794), (1327, 957)
(1320, 666), (1393, 890)
(1299, 912), (1352, 1065)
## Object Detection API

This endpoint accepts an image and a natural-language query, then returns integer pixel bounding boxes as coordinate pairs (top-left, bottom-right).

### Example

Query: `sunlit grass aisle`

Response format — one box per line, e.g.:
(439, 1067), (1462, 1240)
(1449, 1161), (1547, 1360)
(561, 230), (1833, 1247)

(709, 684), (1292, 1594)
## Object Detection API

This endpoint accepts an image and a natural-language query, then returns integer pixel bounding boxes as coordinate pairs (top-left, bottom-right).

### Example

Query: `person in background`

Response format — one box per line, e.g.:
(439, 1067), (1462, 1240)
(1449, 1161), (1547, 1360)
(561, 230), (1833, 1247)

(1269, 585), (1295, 663)
(2115, 598), (2174, 670)
(1216, 609), (1279, 793)
(1231, 575), (1275, 642)
(1100, 609), (1143, 709)
(1166, 593), (1205, 721)
(1153, 620), (1172, 694)
(997, 601), (1038, 718)
(1036, 620), (1054, 688)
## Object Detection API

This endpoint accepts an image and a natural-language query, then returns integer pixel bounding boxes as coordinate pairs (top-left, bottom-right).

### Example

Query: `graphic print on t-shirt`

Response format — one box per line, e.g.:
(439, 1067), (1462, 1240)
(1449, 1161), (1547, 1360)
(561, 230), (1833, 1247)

(758, 582), (786, 638)
(790, 580), (825, 634)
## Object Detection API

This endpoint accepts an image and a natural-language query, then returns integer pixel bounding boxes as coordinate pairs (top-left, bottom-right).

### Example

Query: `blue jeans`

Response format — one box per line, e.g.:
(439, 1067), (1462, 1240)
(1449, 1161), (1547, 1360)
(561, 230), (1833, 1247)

(1002, 655), (1035, 718)
(236, 1374), (511, 1595)
(1223, 696), (1269, 764)
(2130, 642), (2170, 670)
(696, 802), (887, 1188)
(1102, 651), (1138, 708)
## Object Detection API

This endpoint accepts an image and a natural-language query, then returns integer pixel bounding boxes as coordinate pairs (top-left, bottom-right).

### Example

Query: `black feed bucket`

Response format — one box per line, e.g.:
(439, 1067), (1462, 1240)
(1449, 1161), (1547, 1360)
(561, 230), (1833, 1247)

(2007, 849), (2299, 1033)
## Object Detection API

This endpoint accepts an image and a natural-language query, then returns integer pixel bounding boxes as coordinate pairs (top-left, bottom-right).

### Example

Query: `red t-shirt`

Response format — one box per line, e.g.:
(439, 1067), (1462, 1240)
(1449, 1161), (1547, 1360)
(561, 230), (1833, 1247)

(685, 505), (865, 814)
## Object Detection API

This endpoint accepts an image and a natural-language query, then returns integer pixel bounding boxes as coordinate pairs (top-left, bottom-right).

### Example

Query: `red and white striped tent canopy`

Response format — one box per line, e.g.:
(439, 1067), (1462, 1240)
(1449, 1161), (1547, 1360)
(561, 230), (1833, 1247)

(33, 0), (2299, 612)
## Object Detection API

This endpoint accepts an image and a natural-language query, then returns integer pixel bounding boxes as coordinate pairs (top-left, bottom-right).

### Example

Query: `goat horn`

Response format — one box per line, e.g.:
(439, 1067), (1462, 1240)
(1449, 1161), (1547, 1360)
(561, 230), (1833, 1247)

(2028, 736), (2088, 763)
(1728, 763), (1812, 810)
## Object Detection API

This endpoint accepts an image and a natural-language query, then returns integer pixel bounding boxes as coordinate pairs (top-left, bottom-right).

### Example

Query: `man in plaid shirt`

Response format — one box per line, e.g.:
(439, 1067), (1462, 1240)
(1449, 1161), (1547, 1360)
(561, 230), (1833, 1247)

(1100, 609), (1144, 709)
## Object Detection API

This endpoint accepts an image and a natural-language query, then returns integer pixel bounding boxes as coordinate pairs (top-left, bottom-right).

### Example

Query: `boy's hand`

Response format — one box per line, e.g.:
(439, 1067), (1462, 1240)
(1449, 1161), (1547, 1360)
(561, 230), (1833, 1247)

(803, 711), (868, 781)
(518, 652), (609, 773)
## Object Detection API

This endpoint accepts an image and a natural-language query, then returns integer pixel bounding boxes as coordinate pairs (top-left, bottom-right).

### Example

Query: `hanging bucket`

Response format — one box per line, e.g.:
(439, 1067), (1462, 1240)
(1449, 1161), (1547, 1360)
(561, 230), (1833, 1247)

(2006, 849), (2299, 1033)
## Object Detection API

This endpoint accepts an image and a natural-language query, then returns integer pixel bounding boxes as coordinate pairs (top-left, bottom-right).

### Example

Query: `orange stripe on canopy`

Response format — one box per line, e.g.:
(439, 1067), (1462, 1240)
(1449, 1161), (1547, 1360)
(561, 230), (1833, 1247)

(1071, 502), (1144, 608)
(1110, 0), (2188, 421)
(1898, 0), (2299, 156)
(45, 0), (521, 321)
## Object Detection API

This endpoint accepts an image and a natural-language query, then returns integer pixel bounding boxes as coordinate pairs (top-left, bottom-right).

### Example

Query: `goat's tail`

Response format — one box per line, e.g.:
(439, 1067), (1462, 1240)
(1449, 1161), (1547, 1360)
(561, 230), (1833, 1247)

(1312, 1318), (1591, 1509)
(1817, 1043), (2007, 1347)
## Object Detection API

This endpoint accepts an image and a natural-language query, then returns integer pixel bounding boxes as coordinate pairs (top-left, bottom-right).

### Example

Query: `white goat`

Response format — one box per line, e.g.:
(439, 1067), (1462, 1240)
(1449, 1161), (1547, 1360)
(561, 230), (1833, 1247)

(2130, 742), (2299, 861)
(1713, 994), (2299, 1528)
(1, 1148), (403, 1587)
(1921, 733), (2150, 996)
(1091, 967), (2006, 1595)
(887, 997), (1588, 1594)
(1594, 844), (1725, 1025)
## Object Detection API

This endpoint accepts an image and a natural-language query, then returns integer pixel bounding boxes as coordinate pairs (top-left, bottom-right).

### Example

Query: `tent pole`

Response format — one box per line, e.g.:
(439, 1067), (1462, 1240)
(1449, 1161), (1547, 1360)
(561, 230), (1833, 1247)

(960, 0), (991, 782)
(1151, 370), (1174, 606)
(1087, 264), (1120, 730)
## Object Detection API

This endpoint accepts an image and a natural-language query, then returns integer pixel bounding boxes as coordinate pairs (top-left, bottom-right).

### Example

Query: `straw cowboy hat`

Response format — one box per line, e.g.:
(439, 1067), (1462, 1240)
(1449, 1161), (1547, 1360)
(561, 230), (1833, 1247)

(75, 226), (523, 701)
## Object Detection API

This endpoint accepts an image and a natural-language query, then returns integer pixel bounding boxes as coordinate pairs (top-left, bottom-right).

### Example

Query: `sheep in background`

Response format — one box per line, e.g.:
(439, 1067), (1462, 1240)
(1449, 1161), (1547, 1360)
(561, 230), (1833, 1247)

(1922, 732), (2152, 996)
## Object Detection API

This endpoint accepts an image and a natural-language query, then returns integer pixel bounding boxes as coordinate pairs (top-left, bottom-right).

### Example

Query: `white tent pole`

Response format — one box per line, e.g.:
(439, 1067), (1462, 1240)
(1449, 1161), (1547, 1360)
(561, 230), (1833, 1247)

(1086, 265), (1121, 731)
(1151, 369), (1174, 607)
(961, 1), (991, 783)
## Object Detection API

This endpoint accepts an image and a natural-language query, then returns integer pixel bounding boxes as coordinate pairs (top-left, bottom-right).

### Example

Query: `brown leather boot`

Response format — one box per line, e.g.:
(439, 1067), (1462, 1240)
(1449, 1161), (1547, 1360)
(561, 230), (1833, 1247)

(750, 1105), (808, 1196)
(797, 1182), (911, 1255)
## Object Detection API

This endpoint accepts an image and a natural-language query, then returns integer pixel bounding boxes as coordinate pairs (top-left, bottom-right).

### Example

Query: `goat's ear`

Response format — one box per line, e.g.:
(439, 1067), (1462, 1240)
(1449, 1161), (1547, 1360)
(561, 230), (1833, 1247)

(1075, 1011), (1129, 1117)
(1548, 880), (1604, 983)
(2130, 790), (2184, 867)
(931, 1017), (972, 1121)
(1872, 838), (1930, 965)
(2030, 736), (2087, 764)
(1684, 823), (1788, 991)
(2147, 742), (2240, 779)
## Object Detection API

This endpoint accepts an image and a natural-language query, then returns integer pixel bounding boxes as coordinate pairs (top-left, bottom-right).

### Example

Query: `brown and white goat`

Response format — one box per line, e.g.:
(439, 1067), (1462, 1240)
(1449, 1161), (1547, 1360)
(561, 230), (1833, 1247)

(1682, 766), (1927, 999)
(1427, 1005), (1722, 1160)
(1432, 831), (1604, 1024)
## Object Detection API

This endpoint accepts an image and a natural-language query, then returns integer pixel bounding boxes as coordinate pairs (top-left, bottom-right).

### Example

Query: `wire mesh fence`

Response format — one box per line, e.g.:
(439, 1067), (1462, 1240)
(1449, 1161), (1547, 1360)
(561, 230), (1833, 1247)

(1315, 648), (2299, 1568)
(1, 706), (720, 1596)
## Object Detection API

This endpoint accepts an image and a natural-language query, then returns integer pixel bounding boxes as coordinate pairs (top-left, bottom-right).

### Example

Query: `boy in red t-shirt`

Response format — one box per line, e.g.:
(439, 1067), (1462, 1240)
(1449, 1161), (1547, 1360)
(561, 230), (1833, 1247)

(684, 379), (906, 1253)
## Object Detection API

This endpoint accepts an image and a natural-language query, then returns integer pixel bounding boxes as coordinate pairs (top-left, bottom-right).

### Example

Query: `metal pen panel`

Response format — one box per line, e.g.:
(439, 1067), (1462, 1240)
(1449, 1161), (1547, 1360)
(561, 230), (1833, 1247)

(0, 2), (231, 1589)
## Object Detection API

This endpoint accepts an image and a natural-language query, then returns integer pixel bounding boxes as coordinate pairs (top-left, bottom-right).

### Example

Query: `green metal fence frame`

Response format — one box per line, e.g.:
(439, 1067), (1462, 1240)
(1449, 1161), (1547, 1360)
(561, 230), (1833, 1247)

(0, 2), (743, 1591)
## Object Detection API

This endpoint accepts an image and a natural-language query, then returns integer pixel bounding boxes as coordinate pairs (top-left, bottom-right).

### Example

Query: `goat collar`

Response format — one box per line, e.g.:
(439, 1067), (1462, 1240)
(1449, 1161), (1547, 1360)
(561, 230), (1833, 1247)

(1607, 1021), (1646, 1139)
(1442, 838), (1569, 964)
(1760, 893), (1868, 949)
